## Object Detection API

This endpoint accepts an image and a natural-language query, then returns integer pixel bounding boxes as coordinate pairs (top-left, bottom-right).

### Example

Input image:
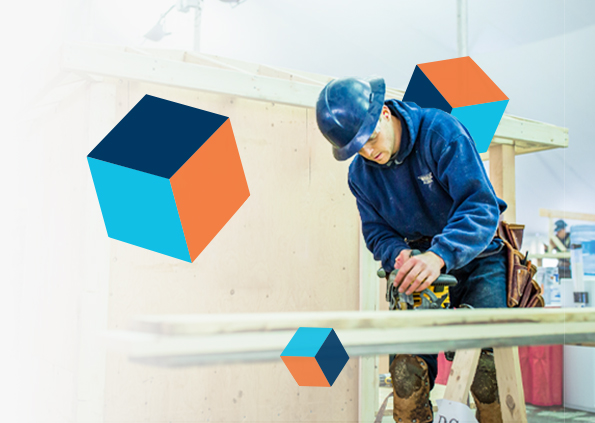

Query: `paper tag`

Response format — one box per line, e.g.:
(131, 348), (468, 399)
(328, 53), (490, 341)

(433, 399), (478, 423)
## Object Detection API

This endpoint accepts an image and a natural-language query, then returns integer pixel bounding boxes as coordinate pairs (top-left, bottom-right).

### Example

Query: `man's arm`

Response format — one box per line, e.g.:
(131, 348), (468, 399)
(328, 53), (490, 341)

(348, 179), (409, 272)
(426, 128), (505, 272)
(393, 126), (503, 295)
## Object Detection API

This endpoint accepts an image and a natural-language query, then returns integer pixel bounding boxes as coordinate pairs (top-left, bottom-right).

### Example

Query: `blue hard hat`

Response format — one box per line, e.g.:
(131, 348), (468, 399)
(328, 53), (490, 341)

(554, 219), (567, 232)
(316, 77), (386, 161)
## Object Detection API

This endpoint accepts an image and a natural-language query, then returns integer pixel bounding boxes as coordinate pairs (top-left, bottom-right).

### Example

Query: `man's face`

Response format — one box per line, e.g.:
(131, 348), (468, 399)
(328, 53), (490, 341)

(557, 228), (567, 239)
(358, 106), (399, 165)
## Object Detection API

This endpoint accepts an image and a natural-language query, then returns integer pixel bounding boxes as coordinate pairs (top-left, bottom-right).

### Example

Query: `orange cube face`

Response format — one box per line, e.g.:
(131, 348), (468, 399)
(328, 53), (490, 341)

(416, 56), (508, 109)
(403, 56), (509, 153)
(170, 118), (250, 261)
(88, 94), (250, 262)
(280, 357), (331, 387)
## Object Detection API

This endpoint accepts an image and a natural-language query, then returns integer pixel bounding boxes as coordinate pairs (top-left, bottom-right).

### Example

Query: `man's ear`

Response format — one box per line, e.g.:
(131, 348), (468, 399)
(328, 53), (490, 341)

(381, 105), (390, 119)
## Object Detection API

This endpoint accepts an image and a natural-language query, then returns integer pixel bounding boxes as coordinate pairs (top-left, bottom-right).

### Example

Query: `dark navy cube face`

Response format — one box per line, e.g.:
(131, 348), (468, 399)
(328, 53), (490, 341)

(88, 95), (229, 179)
(403, 66), (453, 114)
(315, 329), (349, 386)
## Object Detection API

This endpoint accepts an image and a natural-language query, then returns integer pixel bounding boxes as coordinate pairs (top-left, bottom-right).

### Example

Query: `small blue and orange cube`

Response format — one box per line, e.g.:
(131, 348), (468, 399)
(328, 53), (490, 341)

(403, 56), (509, 153)
(281, 327), (349, 387)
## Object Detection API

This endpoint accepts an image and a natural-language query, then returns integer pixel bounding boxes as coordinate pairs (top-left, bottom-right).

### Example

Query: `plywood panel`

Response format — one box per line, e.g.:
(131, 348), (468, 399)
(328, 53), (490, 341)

(102, 82), (361, 422)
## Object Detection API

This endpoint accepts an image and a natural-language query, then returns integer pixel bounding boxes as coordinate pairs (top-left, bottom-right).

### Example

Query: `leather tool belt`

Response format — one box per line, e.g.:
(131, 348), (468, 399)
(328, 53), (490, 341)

(496, 221), (545, 308)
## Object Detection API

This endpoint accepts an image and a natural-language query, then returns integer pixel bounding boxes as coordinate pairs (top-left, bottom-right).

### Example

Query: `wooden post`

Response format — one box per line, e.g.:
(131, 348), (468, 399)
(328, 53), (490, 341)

(493, 347), (528, 423)
(489, 144), (516, 223)
(443, 349), (481, 403)
(75, 81), (117, 423)
(359, 231), (380, 423)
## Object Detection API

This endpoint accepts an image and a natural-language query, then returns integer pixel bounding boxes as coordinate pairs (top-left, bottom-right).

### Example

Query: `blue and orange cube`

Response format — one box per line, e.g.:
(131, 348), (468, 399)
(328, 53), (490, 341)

(281, 328), (349, 387)
(87, 94), (249, 262)
(403, 56), (509, 153)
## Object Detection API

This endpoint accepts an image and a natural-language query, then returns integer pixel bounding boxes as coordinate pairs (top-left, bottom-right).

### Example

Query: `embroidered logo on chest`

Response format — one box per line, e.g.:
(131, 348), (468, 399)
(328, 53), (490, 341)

(418, 172), (434, 185)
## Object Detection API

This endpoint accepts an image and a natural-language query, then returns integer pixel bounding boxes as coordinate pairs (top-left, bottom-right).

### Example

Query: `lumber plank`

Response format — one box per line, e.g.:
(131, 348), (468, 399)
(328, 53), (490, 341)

(130, 307), (595, 335)
(359, 231), (380, 422)
(494, 347), (528, 423)
(59, 44), (568, 156)
(106, 309), (595, 367)
(443, 348), (481, 403)
(539, 209), (595, 222)
(61, 44), (322, 108)
(489, 143), (516, 222)
(529, 252), (571, 259)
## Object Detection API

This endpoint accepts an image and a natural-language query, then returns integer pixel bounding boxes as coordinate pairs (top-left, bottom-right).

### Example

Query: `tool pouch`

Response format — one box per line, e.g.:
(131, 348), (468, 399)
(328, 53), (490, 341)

(497, 221), (545, 308)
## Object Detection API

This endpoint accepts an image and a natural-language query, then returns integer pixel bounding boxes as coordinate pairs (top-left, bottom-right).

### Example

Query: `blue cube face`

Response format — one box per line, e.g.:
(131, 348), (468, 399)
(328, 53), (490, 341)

(88, 157), (191, 261)
(451, 100), (509, 154)
(281, 327), (333, 357)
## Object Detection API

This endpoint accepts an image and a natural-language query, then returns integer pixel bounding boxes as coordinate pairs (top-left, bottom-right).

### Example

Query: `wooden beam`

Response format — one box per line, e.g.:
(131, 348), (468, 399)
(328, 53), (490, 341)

(130, 307), (595, 335)
(75, 80), (115, 423)
(494, 115), (568, 150)
(106, 308), (595, 367)
(494, 347), (528, 423)
(539, 209), (595, 223)
(489, 143), (516, 222)
(184, 51), (259, 75)
(358, 232), (380, 423)
(61, 43), (322, 108)
(550, 232), (567, 252)
(529, 252), (571, 259)
(443, 349), (481, 403)
(58, 44), (568, 157)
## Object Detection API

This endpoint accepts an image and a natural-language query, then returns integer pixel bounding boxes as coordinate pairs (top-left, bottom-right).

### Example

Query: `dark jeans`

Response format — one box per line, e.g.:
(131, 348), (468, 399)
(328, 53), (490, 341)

(393, 248), (508, 390)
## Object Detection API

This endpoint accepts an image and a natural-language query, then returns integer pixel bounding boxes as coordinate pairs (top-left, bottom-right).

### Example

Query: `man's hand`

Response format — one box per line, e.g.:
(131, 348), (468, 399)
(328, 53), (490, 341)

(393, 250), (445, 295)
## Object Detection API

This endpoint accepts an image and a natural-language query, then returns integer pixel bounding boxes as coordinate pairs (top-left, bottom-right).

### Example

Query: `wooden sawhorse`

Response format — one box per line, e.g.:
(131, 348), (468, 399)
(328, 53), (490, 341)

(442, 347), (527, 422)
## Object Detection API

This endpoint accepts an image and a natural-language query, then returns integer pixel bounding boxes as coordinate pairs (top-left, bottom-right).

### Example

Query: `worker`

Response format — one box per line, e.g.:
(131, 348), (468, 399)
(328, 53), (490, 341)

(547, 219), (571, 278)
(316, 77), (508, 423)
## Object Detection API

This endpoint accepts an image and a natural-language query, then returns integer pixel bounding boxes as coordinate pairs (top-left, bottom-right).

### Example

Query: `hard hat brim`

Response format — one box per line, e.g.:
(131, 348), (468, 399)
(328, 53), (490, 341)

(332, 77), (386, 161)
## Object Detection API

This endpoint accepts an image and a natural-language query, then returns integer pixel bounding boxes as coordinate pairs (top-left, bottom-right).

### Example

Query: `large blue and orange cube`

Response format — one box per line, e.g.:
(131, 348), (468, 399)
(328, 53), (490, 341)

(403, 56), (509, 153)
(281, 328), (349, 387)
(87, 95), (249, 262)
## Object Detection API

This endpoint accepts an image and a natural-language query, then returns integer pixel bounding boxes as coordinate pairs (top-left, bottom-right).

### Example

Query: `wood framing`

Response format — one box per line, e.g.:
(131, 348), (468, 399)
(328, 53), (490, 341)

(532, 209), (595, 261)
(74, 80), (115, 423)
(530, 252), (571, 259)
(490, 143), (516, 222)
(57, 43), (568, 156)
(358, 232), (380, 423)
(61, 43), (322, 108)
(443, 349), (481, 403)
(126, 307), (594, 336)
(441, 347), (528, 422)
(539, 209), (595, 222)
(107, 308), (595, 366)
(494, 347), (528, 422)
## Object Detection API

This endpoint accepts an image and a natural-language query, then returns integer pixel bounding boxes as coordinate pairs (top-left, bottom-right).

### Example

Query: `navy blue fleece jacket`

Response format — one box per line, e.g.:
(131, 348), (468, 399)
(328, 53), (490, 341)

(348, 100), (507, 273)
